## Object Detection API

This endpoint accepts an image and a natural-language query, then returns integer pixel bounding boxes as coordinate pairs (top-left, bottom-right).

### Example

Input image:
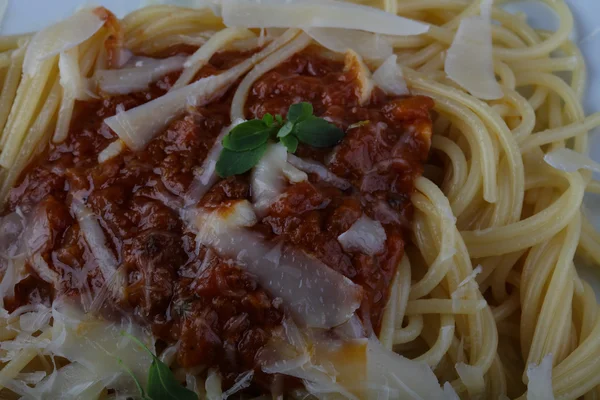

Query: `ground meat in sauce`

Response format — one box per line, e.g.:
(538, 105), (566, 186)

(1, 49), (434, 392)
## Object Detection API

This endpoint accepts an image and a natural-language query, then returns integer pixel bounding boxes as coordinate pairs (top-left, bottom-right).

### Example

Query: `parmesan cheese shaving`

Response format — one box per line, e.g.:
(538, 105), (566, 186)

(105, 30), (301, 151)
(282, 162), (309, 184)
(192, 201), (363, 328)
(221, 0), (429, 36)
(544, 148), (600, 174)
(367, 337), (446, 399)
(451, 265), (483, 299)
(23, 8), (106, 77)
(338, 215), (387, 256)
(48, 302), (154, 397)
(53, 48), (81, 143)
(18, 305), (52, 334)
(71, 200), (125, 303)
(222, 370), (254, 399)
(95, 55), (187, 95)
(3, 302), (154, 398)
(205, 368), (223, 400)
(173, 27), (257, 90)
(344, 49), (374, 106)
(373, 55), (409, 96)
(287, 154), (350, 190)
(7, 204), (59, 285)
(527, 354), (554, 400)
(455, 362), (485, 398)
(98, 139), (126, 163)
(252, 143), (306, 216)
(305, 28), (393, 61)
(443, 382), (461, 400)
(185, 118), (245, 206)
(104, 72), (234, 151)
(444, 0), (503, 100)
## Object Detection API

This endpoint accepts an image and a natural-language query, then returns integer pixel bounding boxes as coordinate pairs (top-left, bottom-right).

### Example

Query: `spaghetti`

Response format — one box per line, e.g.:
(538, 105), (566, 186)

(0, 0), (599, 399)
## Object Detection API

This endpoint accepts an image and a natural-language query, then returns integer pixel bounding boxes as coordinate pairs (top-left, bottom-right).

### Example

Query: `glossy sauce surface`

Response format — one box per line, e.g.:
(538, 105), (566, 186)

(1, 48), (433, 391)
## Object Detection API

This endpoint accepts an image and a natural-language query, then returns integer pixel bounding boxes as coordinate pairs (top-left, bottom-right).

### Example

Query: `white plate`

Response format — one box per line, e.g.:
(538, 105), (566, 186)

(2, 0), (600, 291)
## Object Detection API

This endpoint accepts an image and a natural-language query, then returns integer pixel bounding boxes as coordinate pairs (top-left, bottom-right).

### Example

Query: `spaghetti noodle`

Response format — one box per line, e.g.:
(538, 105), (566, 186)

(0, 0), (599, 399)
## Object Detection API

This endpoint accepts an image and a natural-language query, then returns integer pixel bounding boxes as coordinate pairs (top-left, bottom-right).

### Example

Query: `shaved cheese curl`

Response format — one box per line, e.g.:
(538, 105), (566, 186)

(105, 30), (301, 151)
(264, 332), (446, 399)
(444, 0), (503, 100)
(23, 8), (106, 76)
(544, 148), (600, 174)
(338, 215), (387, 256)
(98, 139), (125, 163)
(282, 163), (308, 184)
(367, 338), (445, 399)
(373, 55), (409, 96)
(47, 302), (154, 396)
(287, 154), (350, 190)
(53, 48), (80, 143)
(205, 368), (223, 400)
(71, 200), (126, 308)
(527, 355), (554, 400)
(456, 362), (485, 398)
(305, 28), (393, 61)
(95, 55), (187, 95)
(344, 50), (374, 106)
(185, 118), (245, 206)
(173, 27), (256, 90)
(222, 371), (254, 399)
(104, 73), (234, 151)
(221, 0), (429, 36)
(443, 382), (461, 400)
(252, 143), (305, 215)
(193, 201), (362, 328)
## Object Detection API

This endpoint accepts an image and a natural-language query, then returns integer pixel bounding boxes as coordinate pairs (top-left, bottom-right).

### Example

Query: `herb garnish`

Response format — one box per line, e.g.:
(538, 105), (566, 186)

(121, 333), (197, 400)
(215, 102), (345, 178)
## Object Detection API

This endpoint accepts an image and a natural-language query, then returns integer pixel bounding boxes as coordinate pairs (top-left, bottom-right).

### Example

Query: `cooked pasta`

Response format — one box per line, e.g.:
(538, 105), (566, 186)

(1, 0), (600, 399)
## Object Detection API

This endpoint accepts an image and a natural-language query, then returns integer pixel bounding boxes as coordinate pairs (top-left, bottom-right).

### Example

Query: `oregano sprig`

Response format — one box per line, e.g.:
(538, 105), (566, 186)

(121, 332), (197, 400)
(215, 102), (344, 178)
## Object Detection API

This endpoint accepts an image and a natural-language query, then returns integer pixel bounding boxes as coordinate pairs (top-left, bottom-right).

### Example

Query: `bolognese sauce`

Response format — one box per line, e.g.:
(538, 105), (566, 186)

(1, 48), (433, 391)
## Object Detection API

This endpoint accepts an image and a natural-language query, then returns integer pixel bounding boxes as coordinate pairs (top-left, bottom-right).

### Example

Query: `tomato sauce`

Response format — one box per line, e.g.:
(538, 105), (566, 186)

(1, 48), (433, 392)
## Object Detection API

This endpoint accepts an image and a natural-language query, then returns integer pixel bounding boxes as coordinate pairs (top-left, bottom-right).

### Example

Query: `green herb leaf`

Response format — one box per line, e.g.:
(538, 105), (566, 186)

(123, 333), (197, 400)
(147, 359), (197, 400)
(214, 102), (345, 178)
(118, 358), (151, 400)
(277, 121), (294, 138)
(287, 102), (313, 123)
(294, 116), (344, 148)
(262, 113), (274, 127)
(280, 134), (299, 153)
(216, 144), (268, 178)
(348, 120), (370, 130)
(222, 120), (274, 152)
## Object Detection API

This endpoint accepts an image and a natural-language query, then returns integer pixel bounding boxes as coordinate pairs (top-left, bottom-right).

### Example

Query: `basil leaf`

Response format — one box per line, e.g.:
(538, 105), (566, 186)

(275, 114), (283, 125)
(277, 121), (294, 138)
(216, 144), (268, 177)
(262, 113), (274, 127)
(147, 359), (197, 400)
(287, 102), (313, 123)
(222, 120), (273, 151)
(294, 116), (344, 148)
(280, 134), (299, 153)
